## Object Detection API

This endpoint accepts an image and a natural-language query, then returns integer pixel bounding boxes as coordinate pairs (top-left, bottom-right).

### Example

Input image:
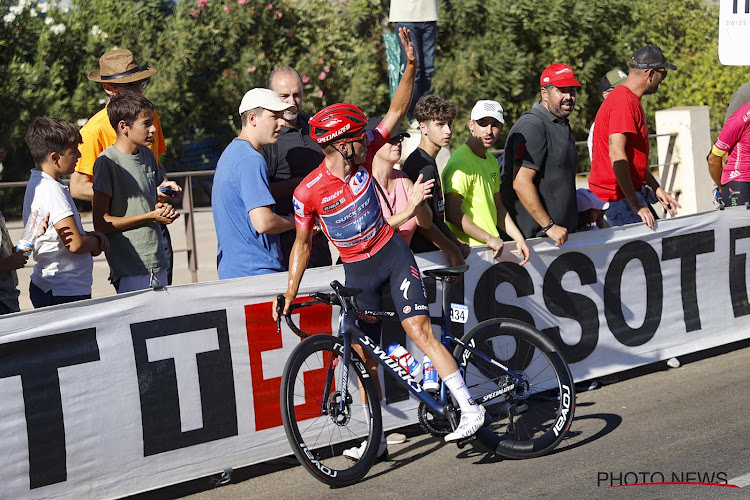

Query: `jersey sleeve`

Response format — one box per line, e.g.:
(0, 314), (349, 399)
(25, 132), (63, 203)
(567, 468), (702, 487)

(363, 123), (390, 170)
(292, 186), (315, 231)
(715, 109), (748, 153)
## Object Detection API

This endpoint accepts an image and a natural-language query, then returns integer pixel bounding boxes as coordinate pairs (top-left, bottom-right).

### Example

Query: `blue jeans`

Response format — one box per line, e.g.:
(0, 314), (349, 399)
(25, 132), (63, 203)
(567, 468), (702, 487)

(29, 282), (90, 309)
(396, 21), (437, 120)
(604, 186), (658, 227)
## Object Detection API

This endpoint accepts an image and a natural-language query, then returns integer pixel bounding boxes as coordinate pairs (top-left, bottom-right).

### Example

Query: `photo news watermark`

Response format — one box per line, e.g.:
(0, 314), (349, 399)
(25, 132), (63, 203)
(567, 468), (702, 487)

(597, 471), (739, 488)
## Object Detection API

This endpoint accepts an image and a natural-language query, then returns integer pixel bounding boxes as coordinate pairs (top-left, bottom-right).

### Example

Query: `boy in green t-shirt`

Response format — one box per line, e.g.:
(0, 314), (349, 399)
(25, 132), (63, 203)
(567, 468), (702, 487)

(92, 91), (181, 293)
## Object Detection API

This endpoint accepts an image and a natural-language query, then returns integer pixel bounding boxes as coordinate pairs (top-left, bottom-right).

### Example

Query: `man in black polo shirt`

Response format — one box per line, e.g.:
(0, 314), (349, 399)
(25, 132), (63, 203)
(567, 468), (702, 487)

(402, 94), (469, 265)
(263, 67), (331, 268)
(501, 63), (581, 247)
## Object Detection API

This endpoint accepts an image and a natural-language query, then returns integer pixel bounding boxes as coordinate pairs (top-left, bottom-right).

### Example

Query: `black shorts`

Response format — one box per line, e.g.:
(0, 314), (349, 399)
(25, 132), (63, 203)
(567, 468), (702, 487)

(343, 234), (428, 341)
(721, 181), (750, 207)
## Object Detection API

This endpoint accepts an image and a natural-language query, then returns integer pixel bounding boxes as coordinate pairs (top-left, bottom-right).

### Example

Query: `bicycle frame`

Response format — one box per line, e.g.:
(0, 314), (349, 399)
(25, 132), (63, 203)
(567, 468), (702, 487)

(328, 284), (526, 420)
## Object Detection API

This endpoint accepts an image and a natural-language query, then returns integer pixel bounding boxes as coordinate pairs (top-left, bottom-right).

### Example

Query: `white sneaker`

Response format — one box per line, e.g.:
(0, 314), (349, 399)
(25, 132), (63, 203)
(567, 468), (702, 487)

(444, 406), (486, 443)
(343, 439), (388, 461)
(386, 432), (406, 445)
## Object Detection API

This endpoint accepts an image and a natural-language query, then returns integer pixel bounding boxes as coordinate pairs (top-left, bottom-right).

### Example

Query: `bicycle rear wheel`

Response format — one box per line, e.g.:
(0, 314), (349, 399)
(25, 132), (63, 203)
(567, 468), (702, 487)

(454, 318), (575, 459)
(281, 334), (382, 487)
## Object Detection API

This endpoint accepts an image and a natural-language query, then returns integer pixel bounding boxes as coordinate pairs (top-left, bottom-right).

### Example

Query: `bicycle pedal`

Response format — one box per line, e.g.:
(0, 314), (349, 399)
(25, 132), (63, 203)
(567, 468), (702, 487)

(455, 435), (477, 449)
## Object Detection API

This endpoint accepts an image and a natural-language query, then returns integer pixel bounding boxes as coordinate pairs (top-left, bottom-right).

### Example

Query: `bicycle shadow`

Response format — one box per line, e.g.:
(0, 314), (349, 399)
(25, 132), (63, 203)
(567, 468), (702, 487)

(453, 409), (623, 464)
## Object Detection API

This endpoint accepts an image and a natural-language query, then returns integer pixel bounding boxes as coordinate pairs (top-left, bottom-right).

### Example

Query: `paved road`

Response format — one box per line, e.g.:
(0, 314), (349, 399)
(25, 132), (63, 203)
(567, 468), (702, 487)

(131, 340), (750, 500)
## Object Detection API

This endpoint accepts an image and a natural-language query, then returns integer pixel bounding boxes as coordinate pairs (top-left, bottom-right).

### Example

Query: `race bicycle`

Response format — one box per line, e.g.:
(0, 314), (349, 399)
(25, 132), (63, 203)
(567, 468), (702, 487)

(276, 264), (575, 487)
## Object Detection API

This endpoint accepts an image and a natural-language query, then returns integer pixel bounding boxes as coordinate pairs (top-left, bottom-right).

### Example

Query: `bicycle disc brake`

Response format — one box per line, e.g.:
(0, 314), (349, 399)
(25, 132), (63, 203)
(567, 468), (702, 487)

(326, 390), (353, 426)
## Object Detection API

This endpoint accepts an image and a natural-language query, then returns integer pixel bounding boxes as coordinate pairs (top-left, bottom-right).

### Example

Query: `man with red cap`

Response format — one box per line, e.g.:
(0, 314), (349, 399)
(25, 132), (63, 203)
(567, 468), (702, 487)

(501, 63), (582, 246)
(589, 45), (680, 228)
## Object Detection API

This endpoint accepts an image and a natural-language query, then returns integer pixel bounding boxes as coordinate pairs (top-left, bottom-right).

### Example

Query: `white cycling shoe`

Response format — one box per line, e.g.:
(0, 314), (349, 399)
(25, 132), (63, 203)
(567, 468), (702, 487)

(343, 439), (388, 461)
(444, 405), (486, 443)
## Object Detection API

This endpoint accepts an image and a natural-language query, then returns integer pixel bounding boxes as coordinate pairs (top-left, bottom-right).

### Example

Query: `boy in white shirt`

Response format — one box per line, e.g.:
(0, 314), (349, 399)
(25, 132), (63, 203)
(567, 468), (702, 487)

(23, 117), (109, 308)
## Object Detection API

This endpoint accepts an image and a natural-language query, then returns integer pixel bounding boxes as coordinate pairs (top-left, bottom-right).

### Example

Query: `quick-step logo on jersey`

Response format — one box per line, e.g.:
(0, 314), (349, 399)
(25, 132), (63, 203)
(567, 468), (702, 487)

(320, 175), (382, 246)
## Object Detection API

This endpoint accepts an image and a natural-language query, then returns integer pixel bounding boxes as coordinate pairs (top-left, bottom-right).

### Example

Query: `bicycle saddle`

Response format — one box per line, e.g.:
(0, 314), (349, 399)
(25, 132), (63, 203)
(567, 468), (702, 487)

(422, 264), (469, 281)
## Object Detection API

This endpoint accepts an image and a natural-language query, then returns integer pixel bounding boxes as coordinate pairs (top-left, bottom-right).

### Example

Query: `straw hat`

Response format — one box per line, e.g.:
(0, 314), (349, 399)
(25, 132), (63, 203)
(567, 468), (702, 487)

(87, 49), (157, 84)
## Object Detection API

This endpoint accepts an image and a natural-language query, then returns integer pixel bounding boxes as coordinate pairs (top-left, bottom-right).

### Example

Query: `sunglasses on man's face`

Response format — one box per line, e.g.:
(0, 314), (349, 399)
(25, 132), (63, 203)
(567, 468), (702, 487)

(652, 67), (667, 77)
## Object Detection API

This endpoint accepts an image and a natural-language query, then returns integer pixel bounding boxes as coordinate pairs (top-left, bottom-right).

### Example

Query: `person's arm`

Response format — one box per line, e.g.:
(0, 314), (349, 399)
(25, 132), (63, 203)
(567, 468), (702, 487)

(274, 228), (313, 318)
(708, 149), (726, 188)
(415, 222), (465, 266)
(415, 193), (433, 229)
(512, 166), (567, 246)
(495, 192), (529, 265)
(93, 190), (179, 234)
(382, 174), (434, 229)
(70, 172), (94, 201)
(609, 133), (654, 227)
(0, 250), (28, 273)
(445, 192), (506, 258)
(248, 206), (295, 234)
(645, 170), (680, 217)
(380, 27), (417, 133)
(53, 216), (109, 255)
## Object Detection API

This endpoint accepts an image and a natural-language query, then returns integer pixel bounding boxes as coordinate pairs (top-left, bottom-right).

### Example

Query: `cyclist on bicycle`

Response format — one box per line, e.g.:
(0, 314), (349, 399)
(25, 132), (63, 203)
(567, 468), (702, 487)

(273, 27), (486, 458)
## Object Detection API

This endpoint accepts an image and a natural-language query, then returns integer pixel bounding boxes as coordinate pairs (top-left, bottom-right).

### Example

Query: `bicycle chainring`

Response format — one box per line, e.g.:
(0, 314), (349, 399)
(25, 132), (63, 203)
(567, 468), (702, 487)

(418, 400), (455, 437)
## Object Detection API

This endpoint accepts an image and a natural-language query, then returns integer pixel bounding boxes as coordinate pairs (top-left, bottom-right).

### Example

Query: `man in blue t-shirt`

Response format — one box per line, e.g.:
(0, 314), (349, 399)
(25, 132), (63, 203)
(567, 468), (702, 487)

(212, 88), (297, 279)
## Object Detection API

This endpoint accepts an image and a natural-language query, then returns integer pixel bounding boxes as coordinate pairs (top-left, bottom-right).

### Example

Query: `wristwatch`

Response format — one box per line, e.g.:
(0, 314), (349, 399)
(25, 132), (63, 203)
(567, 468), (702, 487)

(541, 220), (555, 233)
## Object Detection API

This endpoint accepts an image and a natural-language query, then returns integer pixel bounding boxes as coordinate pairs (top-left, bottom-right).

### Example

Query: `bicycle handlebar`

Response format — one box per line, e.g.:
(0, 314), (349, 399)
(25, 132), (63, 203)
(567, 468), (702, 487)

(276, 282), (397, 339)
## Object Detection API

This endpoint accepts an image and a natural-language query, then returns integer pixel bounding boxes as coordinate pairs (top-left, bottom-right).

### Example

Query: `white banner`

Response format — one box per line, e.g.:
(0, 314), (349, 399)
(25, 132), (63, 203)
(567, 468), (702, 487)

(0, 208), (749, 498)
(719, 0), (750, 65)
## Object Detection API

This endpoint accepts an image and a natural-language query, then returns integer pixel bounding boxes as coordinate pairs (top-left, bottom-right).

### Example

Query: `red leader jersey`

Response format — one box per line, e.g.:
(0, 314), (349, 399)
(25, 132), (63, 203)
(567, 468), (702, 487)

(292, 123), (395, 263)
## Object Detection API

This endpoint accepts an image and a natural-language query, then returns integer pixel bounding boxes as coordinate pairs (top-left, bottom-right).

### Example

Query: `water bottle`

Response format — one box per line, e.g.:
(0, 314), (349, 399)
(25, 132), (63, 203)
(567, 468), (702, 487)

(16, 210), (45, 255)
(386, 343), (422, 380)
(422, 355), (439, 391)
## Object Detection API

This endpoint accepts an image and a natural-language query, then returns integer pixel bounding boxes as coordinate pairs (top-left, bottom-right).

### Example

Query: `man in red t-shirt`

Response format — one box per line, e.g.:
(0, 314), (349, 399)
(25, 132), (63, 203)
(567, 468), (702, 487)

(589, 46), (681, 228)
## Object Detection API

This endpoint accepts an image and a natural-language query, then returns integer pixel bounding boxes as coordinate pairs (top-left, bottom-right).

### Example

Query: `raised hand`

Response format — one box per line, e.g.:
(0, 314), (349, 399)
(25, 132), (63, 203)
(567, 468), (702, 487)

(398, 26), (418, 68)
(407, 173), (435, 208)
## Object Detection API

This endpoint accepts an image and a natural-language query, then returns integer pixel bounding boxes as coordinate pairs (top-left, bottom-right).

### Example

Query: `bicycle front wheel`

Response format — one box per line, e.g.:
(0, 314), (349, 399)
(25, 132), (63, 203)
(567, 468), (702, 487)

(281, 334), (382, 487)
(454, 318), (575, 459)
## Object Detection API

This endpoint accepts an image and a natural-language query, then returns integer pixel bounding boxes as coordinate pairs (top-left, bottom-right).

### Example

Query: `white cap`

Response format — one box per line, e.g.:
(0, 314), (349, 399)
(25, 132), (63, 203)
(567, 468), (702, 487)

(576, 188), (609, 211)
(238, 88), (297, 115)
(470, 100), (504, 124)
